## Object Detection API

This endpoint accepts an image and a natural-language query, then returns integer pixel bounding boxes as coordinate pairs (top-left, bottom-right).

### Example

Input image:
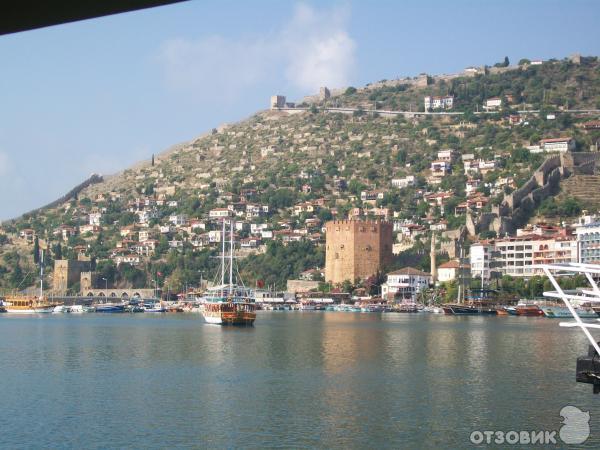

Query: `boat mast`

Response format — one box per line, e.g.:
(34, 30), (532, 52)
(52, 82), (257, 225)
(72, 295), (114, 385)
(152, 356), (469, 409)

(229, 219), (234, 295)
(221, 219), (226, 297)
(39, 249), (44, 299)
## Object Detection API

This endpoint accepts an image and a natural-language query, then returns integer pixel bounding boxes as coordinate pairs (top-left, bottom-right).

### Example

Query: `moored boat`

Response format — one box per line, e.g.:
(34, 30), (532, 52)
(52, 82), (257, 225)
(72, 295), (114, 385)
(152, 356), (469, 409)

(540, 305), (598, 319)
(396, 303), (420, 313)
(143, 301), (167, 313)
(515, 304), (543, 316)
(202, 300), (256, 325)
(1, 295), (59, 314)
(200, 219), (257, 326)
(94, 303), (125, 313)
(442, 304), (497, 315)
(2, 251), (60, 314)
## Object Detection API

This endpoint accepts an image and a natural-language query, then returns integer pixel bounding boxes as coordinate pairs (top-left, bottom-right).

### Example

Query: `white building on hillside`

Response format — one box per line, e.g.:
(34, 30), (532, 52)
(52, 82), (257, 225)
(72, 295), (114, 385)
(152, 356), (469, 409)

(391, 175), (415, 189)
(484, 97), (502, 110)
(424, 95), (454, 111)
(540, 137), (576, 153)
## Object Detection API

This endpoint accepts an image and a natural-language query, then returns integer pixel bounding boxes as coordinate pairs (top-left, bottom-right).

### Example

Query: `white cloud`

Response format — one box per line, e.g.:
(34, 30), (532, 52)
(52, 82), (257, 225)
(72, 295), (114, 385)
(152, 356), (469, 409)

(157, 3), (355, 100)
(282, 3), (355, 91)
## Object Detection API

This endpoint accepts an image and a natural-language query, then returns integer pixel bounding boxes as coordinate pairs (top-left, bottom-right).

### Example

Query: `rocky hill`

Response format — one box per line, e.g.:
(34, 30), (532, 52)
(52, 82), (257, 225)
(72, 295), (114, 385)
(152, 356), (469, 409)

(0, 55), (599, 292)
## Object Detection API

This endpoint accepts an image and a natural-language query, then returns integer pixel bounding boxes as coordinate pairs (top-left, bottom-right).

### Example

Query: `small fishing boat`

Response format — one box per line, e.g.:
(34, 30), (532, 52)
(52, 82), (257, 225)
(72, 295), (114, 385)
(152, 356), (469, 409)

(396, 303), (420, 313)
(361, 304), (384, 312)
(143, 301), (167, 313)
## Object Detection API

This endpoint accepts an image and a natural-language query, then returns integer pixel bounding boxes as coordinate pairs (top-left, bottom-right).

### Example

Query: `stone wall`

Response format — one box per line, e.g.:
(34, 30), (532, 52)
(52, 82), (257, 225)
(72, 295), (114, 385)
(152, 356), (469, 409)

(471, 152), (593, 237)
(53, 259), (92, 293)
(286, 280), (320, 293)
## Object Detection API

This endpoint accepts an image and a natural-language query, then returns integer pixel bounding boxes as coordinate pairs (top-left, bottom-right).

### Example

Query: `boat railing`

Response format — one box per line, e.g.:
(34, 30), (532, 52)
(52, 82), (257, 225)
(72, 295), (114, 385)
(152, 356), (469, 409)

(540, 263), (600, 356)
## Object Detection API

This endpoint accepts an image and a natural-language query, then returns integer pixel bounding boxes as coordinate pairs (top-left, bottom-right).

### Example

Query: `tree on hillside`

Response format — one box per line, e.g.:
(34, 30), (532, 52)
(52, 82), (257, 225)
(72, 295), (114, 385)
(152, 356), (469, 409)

(33, 237), (40, 265)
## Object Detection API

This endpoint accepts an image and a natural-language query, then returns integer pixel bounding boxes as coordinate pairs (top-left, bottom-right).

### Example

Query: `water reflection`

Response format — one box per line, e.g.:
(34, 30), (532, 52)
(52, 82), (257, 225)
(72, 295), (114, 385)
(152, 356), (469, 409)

(0, 312), (599, 448)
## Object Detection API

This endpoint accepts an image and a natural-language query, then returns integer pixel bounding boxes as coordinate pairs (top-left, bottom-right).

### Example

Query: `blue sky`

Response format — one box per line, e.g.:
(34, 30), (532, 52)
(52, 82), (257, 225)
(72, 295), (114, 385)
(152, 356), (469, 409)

(0, 0), (598, 220)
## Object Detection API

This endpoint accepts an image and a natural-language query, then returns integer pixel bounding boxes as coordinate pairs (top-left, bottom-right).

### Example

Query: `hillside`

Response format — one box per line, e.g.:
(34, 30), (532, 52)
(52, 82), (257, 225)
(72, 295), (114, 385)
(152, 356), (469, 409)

(1, 55), (599, 293)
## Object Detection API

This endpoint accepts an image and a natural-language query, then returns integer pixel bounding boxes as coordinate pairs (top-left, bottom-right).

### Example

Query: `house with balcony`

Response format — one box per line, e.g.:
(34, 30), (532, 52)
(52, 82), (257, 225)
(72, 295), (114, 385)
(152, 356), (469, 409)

(381, 267), (432, 302)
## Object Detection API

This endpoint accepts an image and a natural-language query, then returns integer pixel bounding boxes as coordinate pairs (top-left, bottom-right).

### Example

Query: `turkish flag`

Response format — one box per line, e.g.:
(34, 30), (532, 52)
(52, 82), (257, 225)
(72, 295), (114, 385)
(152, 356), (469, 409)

(257, 280), (264, 288)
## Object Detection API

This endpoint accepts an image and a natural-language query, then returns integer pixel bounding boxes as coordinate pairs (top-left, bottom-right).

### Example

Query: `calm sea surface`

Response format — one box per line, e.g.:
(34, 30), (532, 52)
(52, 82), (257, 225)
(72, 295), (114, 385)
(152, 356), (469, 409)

(1, 312), (599, 449)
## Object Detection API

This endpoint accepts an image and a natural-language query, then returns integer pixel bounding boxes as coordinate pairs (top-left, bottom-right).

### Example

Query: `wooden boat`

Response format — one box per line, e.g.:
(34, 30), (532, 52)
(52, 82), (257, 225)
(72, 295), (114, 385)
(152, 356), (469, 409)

(203, 301), (256, 325)
(1, 295), (59, 314)
(2, 250), (60, 314)
(201, 219), (257, 326)
(515, 304), (543, 316)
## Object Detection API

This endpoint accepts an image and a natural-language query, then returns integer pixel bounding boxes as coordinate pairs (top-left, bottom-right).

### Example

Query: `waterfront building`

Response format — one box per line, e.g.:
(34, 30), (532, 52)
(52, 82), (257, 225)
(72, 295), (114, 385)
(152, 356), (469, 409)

(493, 235), (576, 277)
(381, 267), (431, 302)
(470, 234), (577, 279)
(469, 241), (494, 281)
(576, 222), (600, 263)
(325, 220), (393, 284)
(437, 259), (470, 283)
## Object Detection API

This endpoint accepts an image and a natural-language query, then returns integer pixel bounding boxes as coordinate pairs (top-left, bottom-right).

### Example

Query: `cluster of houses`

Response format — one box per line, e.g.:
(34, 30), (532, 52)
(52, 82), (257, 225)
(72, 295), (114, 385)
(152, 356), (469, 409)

(15, 130), (574, 274)
(373, 214), (600, 303)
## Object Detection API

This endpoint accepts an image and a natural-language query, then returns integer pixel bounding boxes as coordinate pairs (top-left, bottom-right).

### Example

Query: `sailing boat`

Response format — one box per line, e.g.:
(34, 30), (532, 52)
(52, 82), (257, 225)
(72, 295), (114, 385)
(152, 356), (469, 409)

(2, 250), (60, 314)
(200, 219), (257, 326)
(442, 250), (497, 315)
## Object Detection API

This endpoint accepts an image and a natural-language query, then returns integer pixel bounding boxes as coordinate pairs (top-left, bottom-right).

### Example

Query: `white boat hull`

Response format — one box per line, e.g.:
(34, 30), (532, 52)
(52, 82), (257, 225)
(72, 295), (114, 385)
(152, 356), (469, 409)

(202, 314), (223, 324)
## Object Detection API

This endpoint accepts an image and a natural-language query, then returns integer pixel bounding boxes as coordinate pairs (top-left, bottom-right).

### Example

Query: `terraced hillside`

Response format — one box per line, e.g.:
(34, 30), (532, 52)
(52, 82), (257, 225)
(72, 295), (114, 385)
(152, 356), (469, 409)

(0, 55), (599, 292)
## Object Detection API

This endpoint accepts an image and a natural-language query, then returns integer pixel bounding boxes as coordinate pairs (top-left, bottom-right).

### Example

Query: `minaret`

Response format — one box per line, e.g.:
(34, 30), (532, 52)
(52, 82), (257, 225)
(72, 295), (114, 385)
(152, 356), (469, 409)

(430, 233), (437, 285)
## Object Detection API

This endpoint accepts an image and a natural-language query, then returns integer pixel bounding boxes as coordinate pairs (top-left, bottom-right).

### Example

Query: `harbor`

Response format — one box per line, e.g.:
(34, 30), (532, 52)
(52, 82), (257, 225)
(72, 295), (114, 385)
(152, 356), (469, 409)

(0, 311), (598, 448)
